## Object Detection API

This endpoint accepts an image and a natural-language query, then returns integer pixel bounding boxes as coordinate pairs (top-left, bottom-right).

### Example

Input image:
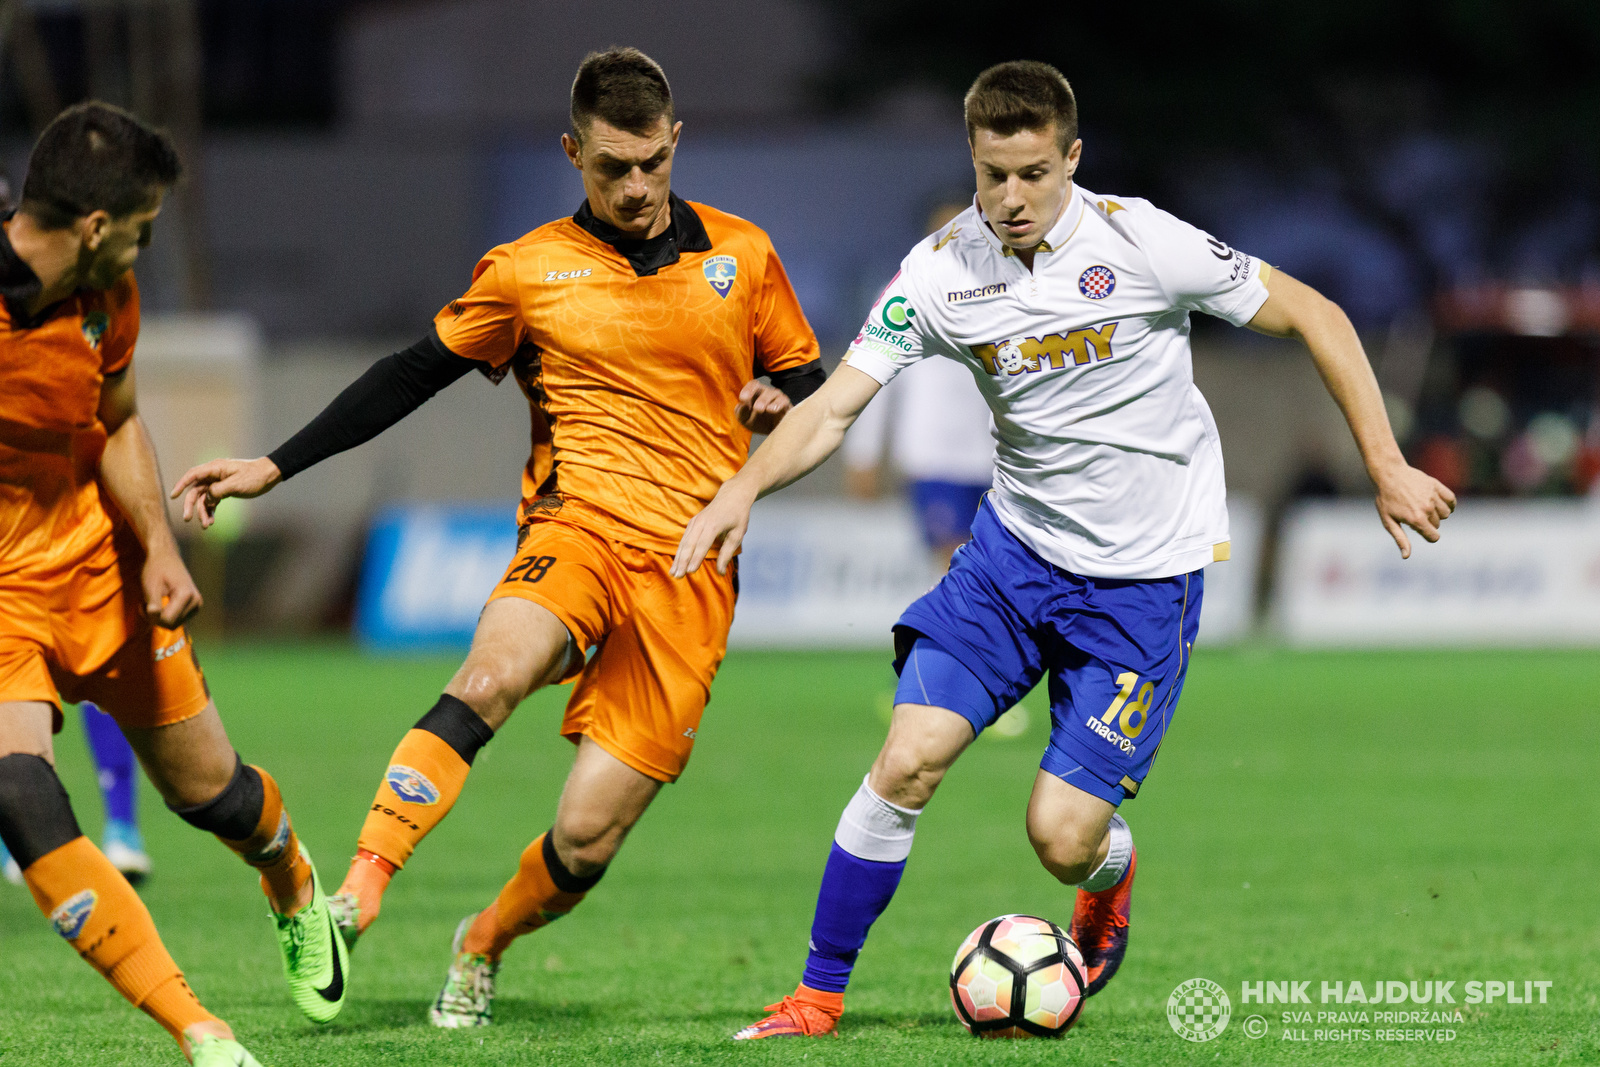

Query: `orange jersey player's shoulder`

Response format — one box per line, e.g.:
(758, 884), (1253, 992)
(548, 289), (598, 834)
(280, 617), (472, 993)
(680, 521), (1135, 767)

(0, 269), (141, 434)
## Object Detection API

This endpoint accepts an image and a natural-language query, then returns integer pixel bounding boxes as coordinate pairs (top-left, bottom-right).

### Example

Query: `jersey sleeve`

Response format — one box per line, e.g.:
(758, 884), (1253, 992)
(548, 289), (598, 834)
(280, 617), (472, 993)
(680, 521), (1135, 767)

(751, 237), (822, 375)
(433, 244), (526, 369)
(1134, 204), (1272, 327)
(101, 273), (140, 376)
(839, 257), (940, 385)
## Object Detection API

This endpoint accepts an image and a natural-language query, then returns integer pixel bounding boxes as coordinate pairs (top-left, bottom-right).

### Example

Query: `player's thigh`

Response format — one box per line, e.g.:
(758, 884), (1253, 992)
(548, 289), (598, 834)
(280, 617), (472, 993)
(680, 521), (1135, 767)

(446, 598), (575, 728)
(559, 550), (734, 784)
(1025, 768), (1115, 870)
(0, 637), (63, 758)
(0, 701), (57, 762)
(551, 735), (664, 869)
(459, 523), (624, 725)
(1042, 569), (1203, 805)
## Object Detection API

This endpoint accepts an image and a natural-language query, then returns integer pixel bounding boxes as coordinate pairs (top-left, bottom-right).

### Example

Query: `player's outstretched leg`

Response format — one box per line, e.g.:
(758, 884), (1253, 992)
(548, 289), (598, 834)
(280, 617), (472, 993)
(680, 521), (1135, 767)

(331, 693), (494, 950)
(1026, 772), (1134, 997)
(82, 701), (152, 882)
(333, 598), (570, 952)
(737, 703), (971, 1040)
(0, 748), (263, 1063)
(430, 738), (657, 1028)
(130, 704), (344, 1023)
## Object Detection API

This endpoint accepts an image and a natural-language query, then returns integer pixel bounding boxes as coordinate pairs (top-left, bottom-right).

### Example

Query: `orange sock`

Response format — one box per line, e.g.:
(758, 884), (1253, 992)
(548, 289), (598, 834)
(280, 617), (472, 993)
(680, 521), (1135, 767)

(24, 837), (218, 1042)
(342, 729), (472, 921)
(215, 765), (311, 913)
(461, 832), (603, 959)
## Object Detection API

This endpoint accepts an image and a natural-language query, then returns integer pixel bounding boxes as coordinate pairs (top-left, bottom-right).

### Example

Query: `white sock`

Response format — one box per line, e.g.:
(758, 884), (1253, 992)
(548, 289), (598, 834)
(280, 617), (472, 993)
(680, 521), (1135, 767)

(833, 776), (921, 862)
(1075, 813), (1132, 892)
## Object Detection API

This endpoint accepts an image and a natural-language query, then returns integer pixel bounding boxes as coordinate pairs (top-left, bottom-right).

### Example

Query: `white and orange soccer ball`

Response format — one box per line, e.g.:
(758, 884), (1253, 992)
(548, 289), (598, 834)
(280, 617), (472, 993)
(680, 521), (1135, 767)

(949, 913), (1086, 1038)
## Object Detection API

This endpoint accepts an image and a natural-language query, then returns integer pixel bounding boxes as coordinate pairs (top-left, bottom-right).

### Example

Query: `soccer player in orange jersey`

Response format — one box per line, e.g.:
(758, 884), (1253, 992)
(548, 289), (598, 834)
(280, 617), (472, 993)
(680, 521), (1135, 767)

(0, 104), (351, 1065)
(175, 48), (824, 1027)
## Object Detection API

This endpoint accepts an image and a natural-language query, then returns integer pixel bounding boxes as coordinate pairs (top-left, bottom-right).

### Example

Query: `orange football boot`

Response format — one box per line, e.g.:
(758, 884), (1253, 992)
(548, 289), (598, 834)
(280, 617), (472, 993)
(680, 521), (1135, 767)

(732, 986), (843, 1040)
(1071, 846), (1136, 996)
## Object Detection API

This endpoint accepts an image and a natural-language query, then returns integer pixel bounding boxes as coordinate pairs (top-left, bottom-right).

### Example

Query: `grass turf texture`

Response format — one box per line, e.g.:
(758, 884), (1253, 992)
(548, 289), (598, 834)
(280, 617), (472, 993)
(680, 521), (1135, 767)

(0, 644), (1595, 1065)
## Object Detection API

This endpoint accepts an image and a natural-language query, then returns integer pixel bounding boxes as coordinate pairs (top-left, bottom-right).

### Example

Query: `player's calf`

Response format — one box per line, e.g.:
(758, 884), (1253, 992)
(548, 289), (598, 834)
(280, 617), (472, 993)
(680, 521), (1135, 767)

(171, 756), (311, 915)
(336, 693), (495, 943)
(0, 753), (231, 1048)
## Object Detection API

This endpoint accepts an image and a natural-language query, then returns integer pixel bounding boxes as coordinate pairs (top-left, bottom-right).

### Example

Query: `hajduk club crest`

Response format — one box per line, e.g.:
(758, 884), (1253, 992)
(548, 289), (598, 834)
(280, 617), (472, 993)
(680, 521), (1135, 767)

(704, 255), (737, 299)
(1078, 265), (1116, 300)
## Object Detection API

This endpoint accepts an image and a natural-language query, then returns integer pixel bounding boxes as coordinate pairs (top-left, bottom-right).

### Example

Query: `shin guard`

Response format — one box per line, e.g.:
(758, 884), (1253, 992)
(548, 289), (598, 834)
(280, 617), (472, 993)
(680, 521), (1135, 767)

(356, 696), (490, 870)
(26, 836), (218, 1040)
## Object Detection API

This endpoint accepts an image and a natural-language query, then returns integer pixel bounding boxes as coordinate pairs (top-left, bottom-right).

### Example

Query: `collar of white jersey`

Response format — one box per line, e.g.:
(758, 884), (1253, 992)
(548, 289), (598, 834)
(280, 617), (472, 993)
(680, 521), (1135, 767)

(973, 186), (1087, 260)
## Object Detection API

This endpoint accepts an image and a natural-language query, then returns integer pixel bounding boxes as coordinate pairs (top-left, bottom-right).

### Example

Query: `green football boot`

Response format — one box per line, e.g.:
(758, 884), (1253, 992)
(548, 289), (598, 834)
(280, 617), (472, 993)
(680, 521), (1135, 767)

(272, 847), (349, 1024)
(189, 1033), (265, 1066)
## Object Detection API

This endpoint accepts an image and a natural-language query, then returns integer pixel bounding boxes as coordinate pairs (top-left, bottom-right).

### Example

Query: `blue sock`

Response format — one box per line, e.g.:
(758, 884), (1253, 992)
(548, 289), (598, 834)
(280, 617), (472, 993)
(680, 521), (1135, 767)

(80, 703), (138, 825)
(800, 843), (907, 992)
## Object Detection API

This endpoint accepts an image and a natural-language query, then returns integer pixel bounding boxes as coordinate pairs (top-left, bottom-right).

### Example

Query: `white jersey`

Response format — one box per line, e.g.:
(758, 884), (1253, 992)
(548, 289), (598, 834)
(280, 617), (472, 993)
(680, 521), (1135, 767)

(842, 355), (995, 485)
(842, 185), (1271, 579)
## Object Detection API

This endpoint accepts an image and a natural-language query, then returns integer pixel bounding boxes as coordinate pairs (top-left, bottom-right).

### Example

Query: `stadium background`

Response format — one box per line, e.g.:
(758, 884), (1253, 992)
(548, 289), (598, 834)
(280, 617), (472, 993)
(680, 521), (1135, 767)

(0, 2), (1595, 1063)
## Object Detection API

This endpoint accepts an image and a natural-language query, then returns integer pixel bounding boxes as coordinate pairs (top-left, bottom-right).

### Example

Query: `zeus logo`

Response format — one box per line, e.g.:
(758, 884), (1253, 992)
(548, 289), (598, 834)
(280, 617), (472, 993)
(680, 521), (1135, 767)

(973, 322), (1119, 375)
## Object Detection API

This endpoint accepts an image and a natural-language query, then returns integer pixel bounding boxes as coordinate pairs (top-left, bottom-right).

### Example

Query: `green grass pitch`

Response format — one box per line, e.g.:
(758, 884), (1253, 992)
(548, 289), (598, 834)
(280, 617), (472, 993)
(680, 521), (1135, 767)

(1, 644), (1595, 1065)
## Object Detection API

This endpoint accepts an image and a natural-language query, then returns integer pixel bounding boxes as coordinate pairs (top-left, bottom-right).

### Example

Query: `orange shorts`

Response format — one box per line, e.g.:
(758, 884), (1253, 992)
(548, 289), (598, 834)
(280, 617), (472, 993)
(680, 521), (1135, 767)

(487, 519), (737, 783)
(0, 530), (210, 732)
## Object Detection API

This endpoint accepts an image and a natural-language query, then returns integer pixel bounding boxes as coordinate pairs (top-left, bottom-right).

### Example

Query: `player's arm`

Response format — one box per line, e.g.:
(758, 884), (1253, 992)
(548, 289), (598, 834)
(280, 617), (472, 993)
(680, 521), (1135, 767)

(1247, 269), (1456, 557)
(672, 364), (882, 577)
(97, 366), (203, 626)
(170, 330), (479, 528)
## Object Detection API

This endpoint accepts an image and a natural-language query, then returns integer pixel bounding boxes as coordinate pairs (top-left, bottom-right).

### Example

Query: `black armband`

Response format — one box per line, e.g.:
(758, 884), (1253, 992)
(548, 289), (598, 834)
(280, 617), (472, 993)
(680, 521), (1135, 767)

(267, 328), (479, 480)
(766, 359), (826, 405)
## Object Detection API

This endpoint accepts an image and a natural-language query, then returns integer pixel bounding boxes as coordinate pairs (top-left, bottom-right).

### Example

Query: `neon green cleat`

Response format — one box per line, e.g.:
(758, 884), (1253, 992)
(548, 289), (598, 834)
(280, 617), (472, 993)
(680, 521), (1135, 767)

(189, 1033), (264, 1066)
(272, 847), (349, 1024)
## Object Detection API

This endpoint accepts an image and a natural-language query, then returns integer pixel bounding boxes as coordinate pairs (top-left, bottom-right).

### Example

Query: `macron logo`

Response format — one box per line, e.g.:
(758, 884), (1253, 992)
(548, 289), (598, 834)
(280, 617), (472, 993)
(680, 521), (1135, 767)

(947, 283), (1006, 303)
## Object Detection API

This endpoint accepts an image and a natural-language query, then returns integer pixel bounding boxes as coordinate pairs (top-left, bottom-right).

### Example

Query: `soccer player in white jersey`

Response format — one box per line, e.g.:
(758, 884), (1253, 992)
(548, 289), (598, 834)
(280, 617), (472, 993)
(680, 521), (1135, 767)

(673, 61), (1455, 1038)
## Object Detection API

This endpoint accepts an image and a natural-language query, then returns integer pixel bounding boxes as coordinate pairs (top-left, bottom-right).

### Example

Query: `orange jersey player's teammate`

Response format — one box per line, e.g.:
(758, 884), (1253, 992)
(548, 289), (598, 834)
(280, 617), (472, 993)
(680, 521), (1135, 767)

(175, 47), (824, 1028)
(0, 105), (353, 1067)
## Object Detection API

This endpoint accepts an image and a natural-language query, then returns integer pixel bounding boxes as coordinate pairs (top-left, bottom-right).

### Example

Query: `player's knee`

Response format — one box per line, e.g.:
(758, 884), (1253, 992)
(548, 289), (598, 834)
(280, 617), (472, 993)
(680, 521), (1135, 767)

(1027, 821), (1101, 884)
(0, 753), (84, 870)
(446, 661), (528, 727)
(551, 816), (622, 876)
(870, 740), (948, 808)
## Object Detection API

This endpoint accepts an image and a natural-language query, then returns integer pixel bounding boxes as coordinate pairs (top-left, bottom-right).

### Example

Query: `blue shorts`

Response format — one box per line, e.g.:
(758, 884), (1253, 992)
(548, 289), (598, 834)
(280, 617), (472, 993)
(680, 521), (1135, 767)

(908, 480), (988, 548)
(891, 498), (1203, 806)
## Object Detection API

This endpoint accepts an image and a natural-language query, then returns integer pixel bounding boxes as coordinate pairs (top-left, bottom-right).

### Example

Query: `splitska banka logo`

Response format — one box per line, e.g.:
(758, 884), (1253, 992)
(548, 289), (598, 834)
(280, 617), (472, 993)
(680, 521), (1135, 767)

(973, 322), (1120, 375)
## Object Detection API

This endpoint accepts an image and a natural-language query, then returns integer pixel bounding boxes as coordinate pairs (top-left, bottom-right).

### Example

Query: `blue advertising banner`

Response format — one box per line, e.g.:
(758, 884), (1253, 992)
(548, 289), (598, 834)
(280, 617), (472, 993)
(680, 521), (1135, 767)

(354, 502), (519, 651)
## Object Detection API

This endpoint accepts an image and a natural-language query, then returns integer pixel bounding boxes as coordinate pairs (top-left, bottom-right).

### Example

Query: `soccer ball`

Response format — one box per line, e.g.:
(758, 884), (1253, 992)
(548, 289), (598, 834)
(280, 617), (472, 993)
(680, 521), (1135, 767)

(949, 913), (1086, 1038)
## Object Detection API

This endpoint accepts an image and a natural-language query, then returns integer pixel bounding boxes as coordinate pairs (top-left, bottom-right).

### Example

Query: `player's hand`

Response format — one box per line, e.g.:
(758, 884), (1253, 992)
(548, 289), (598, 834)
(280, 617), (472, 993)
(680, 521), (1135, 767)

(142, 543), (203, 628)
(170, 457), (282, 529)
(672, 478), (758, 578)
(735, 380), (791, 436)
(1373, 461), (1456, 559)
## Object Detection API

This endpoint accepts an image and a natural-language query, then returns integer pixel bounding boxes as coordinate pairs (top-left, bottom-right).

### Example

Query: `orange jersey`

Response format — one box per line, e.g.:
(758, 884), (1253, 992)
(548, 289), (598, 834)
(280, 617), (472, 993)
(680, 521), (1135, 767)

(433, 197), (820, 552)
(0, 260), (139, 579)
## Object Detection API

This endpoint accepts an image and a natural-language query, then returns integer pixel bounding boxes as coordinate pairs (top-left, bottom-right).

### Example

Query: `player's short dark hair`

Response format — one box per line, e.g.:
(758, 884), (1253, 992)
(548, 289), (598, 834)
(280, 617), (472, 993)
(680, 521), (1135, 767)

(570, 47), (675, 142)
(964, 61), (1078, 153)
(20, 102), (180, 230)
